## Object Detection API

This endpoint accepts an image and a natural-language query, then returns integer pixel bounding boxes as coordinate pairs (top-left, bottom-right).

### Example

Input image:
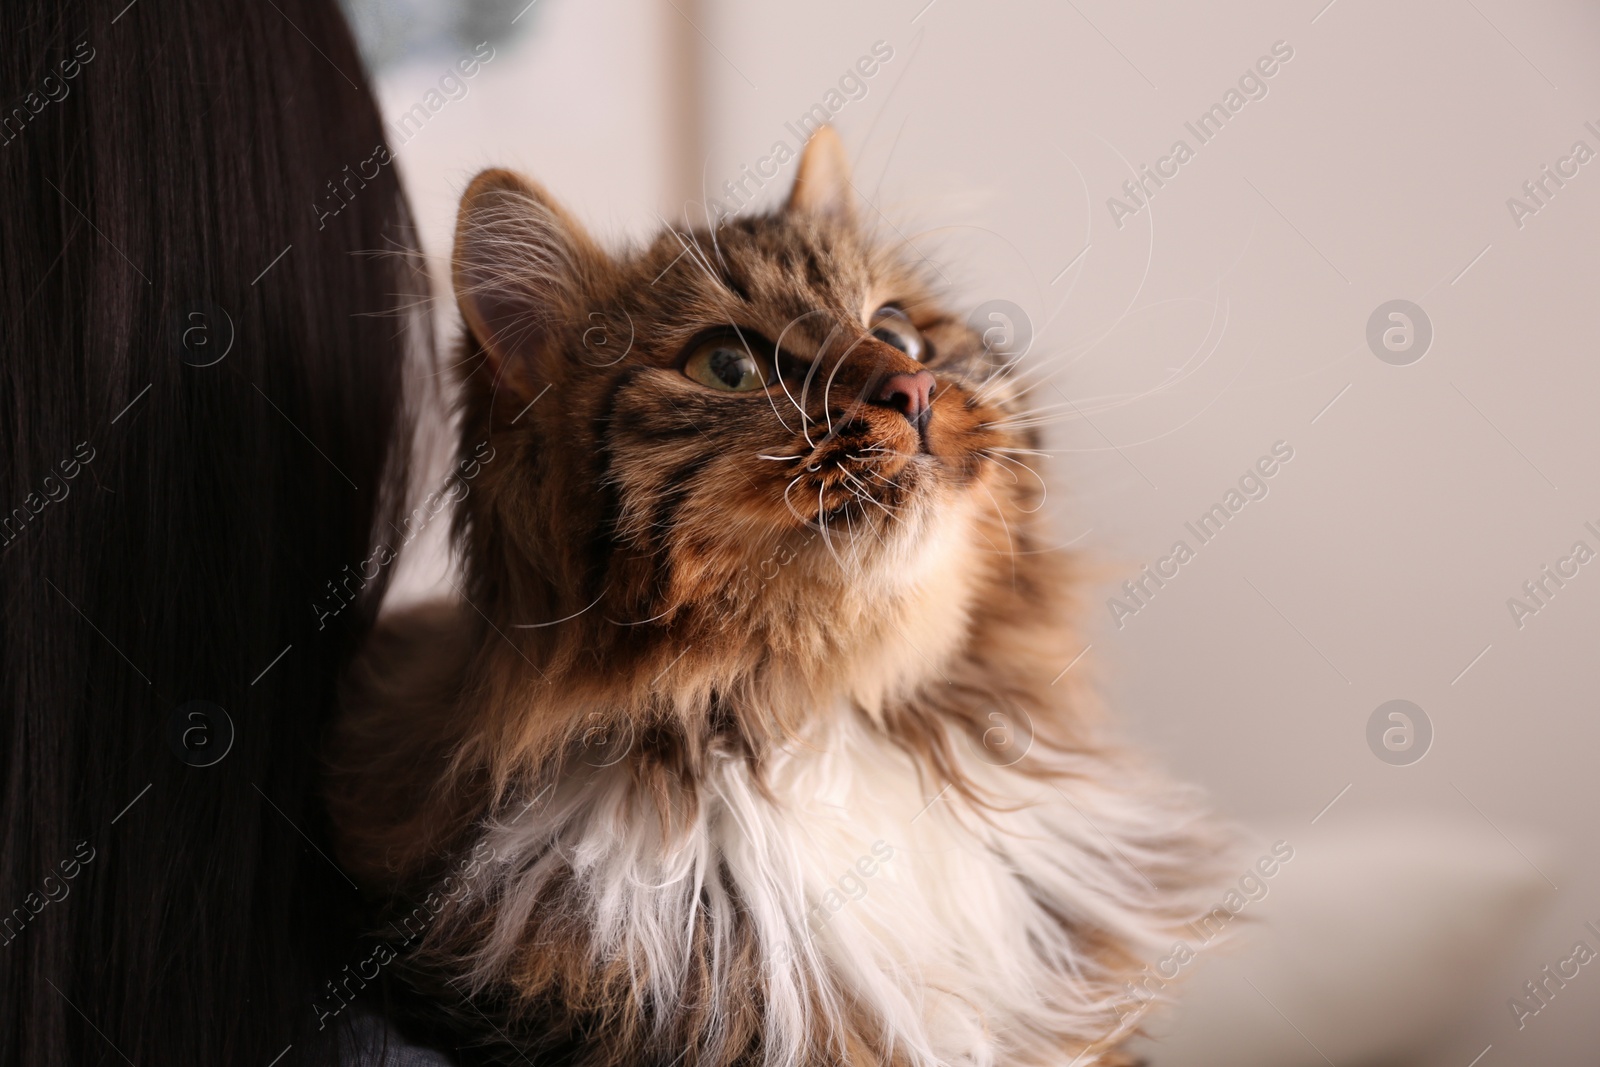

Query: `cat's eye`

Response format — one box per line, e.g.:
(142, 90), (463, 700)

(870, 306), (926, 362)
(682, 335), (774, 392)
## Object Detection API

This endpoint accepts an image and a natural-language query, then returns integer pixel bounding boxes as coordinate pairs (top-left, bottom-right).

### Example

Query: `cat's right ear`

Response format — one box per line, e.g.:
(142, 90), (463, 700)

(452, 168), (605, 399)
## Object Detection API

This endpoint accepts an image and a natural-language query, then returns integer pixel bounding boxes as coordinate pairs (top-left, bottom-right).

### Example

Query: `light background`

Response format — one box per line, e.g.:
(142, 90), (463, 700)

(362, 1), (1600, 1061)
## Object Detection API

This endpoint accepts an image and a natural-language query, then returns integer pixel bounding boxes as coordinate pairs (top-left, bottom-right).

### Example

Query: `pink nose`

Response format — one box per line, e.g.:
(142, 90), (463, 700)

(873, 370), (935, 426)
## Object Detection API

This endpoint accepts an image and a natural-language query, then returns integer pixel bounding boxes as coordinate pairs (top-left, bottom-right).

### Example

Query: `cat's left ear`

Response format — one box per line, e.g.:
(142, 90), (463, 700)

(786, 126), (855, 223)
(452, 168), (606, 399)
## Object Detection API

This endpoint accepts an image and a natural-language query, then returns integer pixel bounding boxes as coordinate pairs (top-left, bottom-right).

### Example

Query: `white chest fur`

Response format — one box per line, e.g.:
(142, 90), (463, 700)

(464, 713), (1198, 1067)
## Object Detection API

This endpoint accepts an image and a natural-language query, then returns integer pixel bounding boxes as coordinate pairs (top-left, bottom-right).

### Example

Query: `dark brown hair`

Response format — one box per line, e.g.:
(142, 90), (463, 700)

(0, 0), (428, 1063)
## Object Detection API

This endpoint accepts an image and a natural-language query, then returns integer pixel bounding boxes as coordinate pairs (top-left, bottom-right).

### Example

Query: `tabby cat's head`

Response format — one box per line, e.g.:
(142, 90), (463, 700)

(450, 129), (1039, 690)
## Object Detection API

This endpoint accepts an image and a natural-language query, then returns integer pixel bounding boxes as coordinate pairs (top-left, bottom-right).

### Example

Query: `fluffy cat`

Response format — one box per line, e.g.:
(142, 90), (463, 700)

(327, 128), (1225, 1067)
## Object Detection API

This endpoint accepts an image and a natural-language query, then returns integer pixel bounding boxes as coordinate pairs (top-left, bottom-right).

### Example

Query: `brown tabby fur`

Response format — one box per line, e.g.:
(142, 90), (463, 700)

(327, 129), (1215, 1067)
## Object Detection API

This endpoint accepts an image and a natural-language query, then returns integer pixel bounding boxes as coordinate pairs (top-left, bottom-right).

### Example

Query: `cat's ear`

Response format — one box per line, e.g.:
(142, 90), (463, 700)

(786, 126), (854, 223)
(452, 168), (605, 398)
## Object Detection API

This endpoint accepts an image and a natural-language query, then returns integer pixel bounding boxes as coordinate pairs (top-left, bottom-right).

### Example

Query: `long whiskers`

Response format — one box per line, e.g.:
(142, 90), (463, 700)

(815, 484), (845, 571)
(979, 449), (1048, 512)
(839, 465), (901, 523)
(797, 321), (844, 435)
(977, 479), (1019, 590)
(819, 332), (874, 439)
(772, 311), (832, 449)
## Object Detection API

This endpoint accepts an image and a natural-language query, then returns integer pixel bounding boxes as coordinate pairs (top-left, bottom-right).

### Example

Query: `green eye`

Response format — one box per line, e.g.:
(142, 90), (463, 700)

(683, 337), (773, 392)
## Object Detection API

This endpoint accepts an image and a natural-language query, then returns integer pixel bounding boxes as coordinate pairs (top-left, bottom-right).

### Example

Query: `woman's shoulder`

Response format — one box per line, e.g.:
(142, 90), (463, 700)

(342, 1012), (459, 1067)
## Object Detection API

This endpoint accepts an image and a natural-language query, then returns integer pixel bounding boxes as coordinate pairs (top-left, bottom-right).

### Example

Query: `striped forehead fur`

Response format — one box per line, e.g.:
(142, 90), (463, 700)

(327, 133), (1230, 1067)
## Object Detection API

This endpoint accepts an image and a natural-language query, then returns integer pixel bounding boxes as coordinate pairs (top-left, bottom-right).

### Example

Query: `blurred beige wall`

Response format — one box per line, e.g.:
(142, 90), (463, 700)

(374, 0), (679, 298)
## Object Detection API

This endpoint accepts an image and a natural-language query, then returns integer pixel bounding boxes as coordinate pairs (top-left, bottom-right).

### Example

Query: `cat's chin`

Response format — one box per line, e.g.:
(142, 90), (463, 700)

(801, 439), (981, 523)
(796, 468), (990, 609)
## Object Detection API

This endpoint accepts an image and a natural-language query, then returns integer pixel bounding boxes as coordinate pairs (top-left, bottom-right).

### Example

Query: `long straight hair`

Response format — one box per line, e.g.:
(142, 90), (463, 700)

(0, 0), (429, 1063)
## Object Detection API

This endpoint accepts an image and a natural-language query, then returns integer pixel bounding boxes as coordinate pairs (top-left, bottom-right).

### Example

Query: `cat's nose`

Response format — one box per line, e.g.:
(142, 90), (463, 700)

(872, 370), (935, 427)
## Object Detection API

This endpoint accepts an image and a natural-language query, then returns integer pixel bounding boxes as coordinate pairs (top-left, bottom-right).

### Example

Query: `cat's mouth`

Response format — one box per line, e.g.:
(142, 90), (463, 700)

(775, 377), (993, 530)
